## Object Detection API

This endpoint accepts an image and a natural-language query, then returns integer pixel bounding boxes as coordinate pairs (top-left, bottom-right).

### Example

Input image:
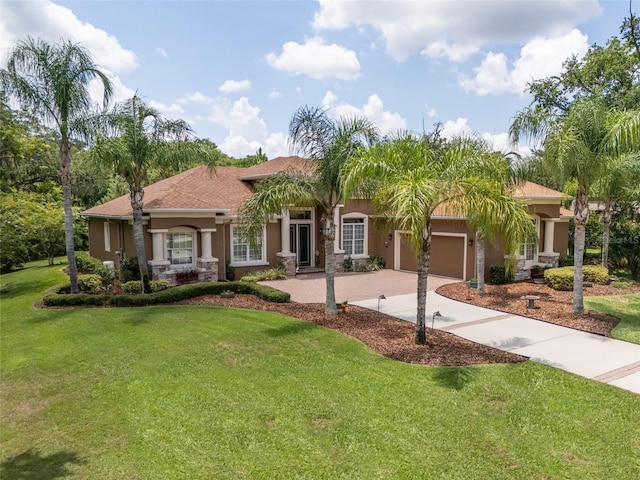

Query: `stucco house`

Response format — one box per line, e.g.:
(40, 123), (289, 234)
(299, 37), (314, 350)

(82, 156), (572, 285)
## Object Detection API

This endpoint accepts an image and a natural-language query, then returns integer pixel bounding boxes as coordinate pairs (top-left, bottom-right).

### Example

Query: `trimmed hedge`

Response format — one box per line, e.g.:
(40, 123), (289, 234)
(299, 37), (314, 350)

(544, 265), (610, 291)
(42, 281), (290, 307)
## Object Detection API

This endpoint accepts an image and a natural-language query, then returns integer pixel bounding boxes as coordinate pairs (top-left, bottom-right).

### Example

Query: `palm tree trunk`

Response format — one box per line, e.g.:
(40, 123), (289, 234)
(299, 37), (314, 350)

(476, 231), (485, 295)
(573, 191), (589, 316)
(130, 186), (152, 294)
(415, 220), (432, 345)
(59, 139), (79, 293)
(323, 211), (338, 314)
(601, 201), (612, 268)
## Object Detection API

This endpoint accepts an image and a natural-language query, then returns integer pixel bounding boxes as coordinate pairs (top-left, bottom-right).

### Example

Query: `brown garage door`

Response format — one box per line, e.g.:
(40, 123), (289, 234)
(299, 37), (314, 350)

(398, 233), (464, 279)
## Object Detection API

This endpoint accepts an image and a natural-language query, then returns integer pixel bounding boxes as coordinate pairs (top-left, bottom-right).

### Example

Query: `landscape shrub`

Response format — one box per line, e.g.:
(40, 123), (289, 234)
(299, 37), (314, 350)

(78, 274), (103, 294)
(489, 265), (512, 284)
(42, 281), (290, 307)
(559, 257), (574, 267)
(240, 265), (287, 283)
(544, 267), (574, 291)
(544, 265), (610, 290)
(75, 252), (104, 274)
(150, 280), (170, 292)
(354, 255), (386, 272)
(582, 265), (610, 285)
(121, 281), (143, 294)
(120, 256), (141, 283)
(612, 281), (632, 289)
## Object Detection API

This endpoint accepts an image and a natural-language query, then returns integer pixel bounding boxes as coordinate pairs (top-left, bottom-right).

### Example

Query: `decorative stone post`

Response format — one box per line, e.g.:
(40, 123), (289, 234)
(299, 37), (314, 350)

(198, 228), (218, 282)
(148, 229), (170, 280)
(538, 219), (560, 267)
(277, 209), (296, 276)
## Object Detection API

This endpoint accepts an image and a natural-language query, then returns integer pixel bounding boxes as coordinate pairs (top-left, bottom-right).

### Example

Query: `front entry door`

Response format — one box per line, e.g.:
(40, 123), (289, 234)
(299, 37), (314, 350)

(290, 224), (311, 267)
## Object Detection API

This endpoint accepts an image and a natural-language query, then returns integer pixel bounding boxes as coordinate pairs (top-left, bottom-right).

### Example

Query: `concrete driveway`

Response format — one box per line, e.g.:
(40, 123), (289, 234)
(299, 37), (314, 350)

(352, 291), (640, 395)
(259, 269), (458, 303)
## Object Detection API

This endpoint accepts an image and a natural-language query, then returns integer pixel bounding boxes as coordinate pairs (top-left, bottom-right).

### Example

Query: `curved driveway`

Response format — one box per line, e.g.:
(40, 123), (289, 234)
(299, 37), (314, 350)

(262, 269), (640, 395)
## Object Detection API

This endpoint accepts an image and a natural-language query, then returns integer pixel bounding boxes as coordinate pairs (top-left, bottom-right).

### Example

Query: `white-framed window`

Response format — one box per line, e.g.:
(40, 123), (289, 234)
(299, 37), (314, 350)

(103, 222), (111, 252)
(342, 213), (368, 257)
(518, 217), (539, 267)
(166, 230), (195, 268)
(231, 225), (266, 265)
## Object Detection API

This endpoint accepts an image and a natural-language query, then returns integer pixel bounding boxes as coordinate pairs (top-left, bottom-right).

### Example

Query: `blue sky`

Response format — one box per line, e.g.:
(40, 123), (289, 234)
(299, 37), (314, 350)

(0, 0), (634, 158)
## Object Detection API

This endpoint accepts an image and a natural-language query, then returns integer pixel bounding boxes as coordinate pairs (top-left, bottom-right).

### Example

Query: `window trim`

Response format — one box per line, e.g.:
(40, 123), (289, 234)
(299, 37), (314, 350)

(165, 228), (197, 270)
(230, 224), (267, 266)
(341, 212), (368, 258)
(517, 215), (540, 268)
(103, 222), (111, 252)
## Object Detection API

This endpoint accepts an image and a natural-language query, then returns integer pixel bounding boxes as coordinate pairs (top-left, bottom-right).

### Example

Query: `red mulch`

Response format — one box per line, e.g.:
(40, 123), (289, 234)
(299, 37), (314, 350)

(436, 281), (640, 337)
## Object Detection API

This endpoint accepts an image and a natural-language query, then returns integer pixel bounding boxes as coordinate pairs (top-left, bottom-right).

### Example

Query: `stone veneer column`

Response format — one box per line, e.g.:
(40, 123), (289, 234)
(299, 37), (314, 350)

(197, 228), (218, 282)
(277, 209), (296, 276)
(147, 229), (170, 281)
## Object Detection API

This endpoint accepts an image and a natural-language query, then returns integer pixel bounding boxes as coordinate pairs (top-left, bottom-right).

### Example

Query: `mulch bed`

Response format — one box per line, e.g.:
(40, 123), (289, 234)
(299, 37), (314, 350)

(436, 281), (640, 337)
(178, 280), (638, 367)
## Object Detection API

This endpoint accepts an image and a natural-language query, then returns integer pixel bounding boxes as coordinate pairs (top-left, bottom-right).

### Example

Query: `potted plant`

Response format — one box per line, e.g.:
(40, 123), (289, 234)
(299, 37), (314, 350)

(469, 278), (478, 288)
(531, 265), (546, 284)
(225, 261), (235, 281)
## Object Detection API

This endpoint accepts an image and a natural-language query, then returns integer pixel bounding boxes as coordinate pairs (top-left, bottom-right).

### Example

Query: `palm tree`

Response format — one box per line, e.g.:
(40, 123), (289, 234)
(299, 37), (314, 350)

(510, 96), (639, 315)
(342, 132), (534, 344)
(1, 37), (113, 292)
(591, 152), (640, 267)
(239, 106), (379, 314)
(91, 94), (211, 293)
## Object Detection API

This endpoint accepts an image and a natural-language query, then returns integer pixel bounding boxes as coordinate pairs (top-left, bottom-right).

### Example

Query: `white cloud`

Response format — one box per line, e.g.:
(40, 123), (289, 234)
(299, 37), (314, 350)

(156, 47), (167, 57)
(459, 29), (589, 95)
(266, 37), (360, 80)
(0, 0), (137, 73)
(421, 42), (479, 62)
(207, 97), (287, 158)
(312, 0), (600, 62)
(177, 92), (213, 104)
(425, 105), (437, 118)
(89, 72), (135, 105)
(149, 100), (184, 117)
(441, 118), (473, 139)
(268, 89), (282, 99)
(218, 79), (252, 94)
(321, 91), (406, 136)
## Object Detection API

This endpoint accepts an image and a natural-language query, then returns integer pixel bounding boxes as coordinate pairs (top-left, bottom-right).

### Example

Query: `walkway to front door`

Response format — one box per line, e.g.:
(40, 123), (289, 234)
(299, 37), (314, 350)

(259, 269), (459, 303)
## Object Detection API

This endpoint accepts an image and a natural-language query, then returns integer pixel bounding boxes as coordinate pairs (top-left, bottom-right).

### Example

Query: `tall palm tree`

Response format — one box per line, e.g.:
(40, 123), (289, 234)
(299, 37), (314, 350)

(591, 152), (640, 267)
(342, 133), (534, 344)
(239, 106), (379, 314)
(91, 94), (211, 293)
(510, 96), (639, 315)
(1, 37), (113, 292)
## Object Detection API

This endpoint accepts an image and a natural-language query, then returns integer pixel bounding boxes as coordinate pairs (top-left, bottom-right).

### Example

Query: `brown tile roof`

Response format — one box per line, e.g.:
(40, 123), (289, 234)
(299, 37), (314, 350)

(240, 156), (315, 180)
(82, 165), (254, 217)
(83, 157), (571, 220)
(514, 181), (568, 199)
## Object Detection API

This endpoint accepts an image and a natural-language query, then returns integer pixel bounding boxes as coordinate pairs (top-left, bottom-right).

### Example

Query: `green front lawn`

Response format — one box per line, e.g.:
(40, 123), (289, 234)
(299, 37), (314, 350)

(586, 293), (640, 344)
(1, 260), (639, 479)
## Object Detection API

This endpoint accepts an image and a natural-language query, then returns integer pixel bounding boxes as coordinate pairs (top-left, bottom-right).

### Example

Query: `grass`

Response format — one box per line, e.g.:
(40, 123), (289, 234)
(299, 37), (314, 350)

(2, 260), (640, 479)
(586, 293), (640, 344)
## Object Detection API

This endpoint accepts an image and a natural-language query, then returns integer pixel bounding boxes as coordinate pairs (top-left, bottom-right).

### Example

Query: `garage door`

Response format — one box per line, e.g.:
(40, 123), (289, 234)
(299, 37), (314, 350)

(397, 233), (465, 279)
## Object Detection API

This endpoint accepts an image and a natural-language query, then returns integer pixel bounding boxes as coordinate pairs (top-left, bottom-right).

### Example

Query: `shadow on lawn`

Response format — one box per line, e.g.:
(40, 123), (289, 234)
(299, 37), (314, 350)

(1, 449), (85, 479)
(432, 366), (477, 390)
(265, 321), (318, 337)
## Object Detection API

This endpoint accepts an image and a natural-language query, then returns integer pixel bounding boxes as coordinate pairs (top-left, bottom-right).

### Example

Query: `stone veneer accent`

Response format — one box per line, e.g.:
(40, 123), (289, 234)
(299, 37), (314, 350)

(277, 252), (297, 277)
